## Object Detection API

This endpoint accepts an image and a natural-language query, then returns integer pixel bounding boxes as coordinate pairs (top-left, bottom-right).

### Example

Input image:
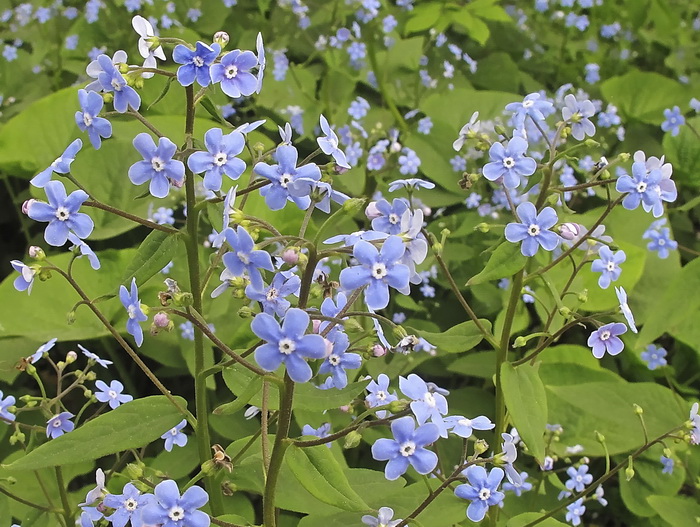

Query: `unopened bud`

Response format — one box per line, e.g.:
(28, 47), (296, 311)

(365, 201), (381, 220)
(494, 125), (508, 137)
(173, 292), (194, 307)
(344, 430), (362, 449)
(474, 439), (489, 455)
(153, 312), (170, 328)
(388, 399), (408, 413)
(126, 463), (144, 480)
(213, 31), (230, 47)
(342, 197), (367, 215)
(559, 223), (582, 241)
(595, 431), (606, 443)
(432, 242), (443, 254)
(619, 152), (631, 162)
(66, 351), (78, 364)
(28, 246), (45, 259)
(9, 428), (25, 445)
(625, 457), (634, 481)
(584, 139), (600, 147)
(238, 306), (254, 318)
(513, 336), (527, 348)
(577, 290), (588, 303)
(253, 142), (265, 153)
(85, 371), (97, 381)
(282, 248), (299, 265)
(546, 193), (560, 206)
(22, 199), (36, 215)
(633, 404), (643, 415)
(559, 306), (572, 318)
(475, 223), (490, 233)
(372, 344), (386, 357)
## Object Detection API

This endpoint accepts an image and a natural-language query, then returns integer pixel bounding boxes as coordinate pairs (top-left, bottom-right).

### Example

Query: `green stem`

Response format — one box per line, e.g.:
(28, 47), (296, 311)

(83, 200), (179, 234)
(183, 83), (223, 516)
(55, 466), (72, 524)
(0, 485), (58, 513)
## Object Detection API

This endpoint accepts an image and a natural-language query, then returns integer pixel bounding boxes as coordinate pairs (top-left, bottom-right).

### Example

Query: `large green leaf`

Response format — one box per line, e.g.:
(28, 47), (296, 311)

(646, 495), (700, 527)
(501, 362), (547, 462)
(663, 115), (700, 188)
(2, 396), (187, 471)
(619, 451), (685, 517)
(285, 445), (370, 512)
(506, 514), (567, 527)
(408, 319), (491, 354)
(467, 242), (526, 286)
(120, 229), (181, 286)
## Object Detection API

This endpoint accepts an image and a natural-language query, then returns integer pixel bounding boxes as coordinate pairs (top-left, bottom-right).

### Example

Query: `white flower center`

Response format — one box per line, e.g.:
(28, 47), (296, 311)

(527, 224), (540, 236)
(214, 153), (228, 166)
(108, 390), (118, 399)
(399, 441), (416, 457)
(502, 156), (515, 169)
(575, 475), (583, 482)
(423, 392), (436, 407)
(124, 498), (138, 511)
(52, 419), (62, 427)
(151, 157), (165, 172)
(55, 207), (70, 221)
(193, 56), (204, 67)
(600, 330), (611, 341)
(328, 136), (338, 149)
(478, 488), (491, 501)
(658, 239), (665, 245)
(83, 112), (93, 127)
(127, 304), (139, 319)
(111, 78), (122, 91)
(376, 390), (387, 401)
(266, 288), (278, 301)
(388, 213), (399, 224)
(328, 354), (340, 366)
(458, 418), (472, 428)
(523, 99), (534, 108)
(225, 65), (239, 79)
(371, 262), (388, 279)
(606, 261), (616, 272)
(279, 338), (295, 355)
(237, 251), (250, 265)
(280, 173), (292, 188)
(168, 506), (185, 521)
(636, 181), (647, 193)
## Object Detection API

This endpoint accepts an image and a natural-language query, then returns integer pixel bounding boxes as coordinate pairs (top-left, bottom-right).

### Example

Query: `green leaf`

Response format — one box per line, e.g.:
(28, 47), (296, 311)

(506, 513), (567, 527)
(408, 319), (491, 354)
(646, 495), (700, 527)
(467, 242), (526, 286)
(404, 3), (443, 34)
(214, 375), (263, 415)
(200, 95), (233, 127)
(663, 115), (700, 188)
(2, 396), (187, 471)
(120, 229), (181, 286)
(619, 451), (685, 517)
(452, 10), (490, 46)
(285, 445), (370, 512)
(501, 362), (547, 462)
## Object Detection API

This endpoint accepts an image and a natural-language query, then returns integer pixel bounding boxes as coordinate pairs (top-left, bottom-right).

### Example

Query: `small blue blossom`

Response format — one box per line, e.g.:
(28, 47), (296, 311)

(31, 139), (83, 188)
(301, 422), (331, 447)
(173, 41), (221, 87)
(79, 344), (113, 368)
(46, 412), (74, 439)
(0, 391), (16, 424)
(566, 499), (586, 526)
(382, 15), (398, 33)
(615, 286), (637, 333)
(591, 246), (625, 289)
(3, 45), (18, 62)
(94, 380), (133, 409)
(417, 117), (433, 134)
(584, 63), (600, 84)
(388, 178), (435, 192)
(362, 507), (402, 527)
(75, 89), (112, 149)
(645, 227), (677, 258)
(255, 33), (265, 94)
(26, 181), (94, 246)
(245, 273), (301, 317)
(616, 162), (663, 217)
(317, 114), (350, 168)
(371, 416), (439, 480)
(180, 321), (195, 340)
(587, 322), (627, 359)
(450, 155), (467, 172)
(348, 97), (370, 120)
(254, 145), (322, 211)
(128, 133), (185, 199)
(103, 482), (152, 526)
(562, 94), (596, 140)
(187, 128), (246, 191)
(119, 278), (148, 347)
(400, 374), (449, 437)
(251, 308), (326, 383)
(504, 202), (560, 257)
(221, 226), (274, 291)
(271, 49), (289, 81)
(502, 471), (533, 496)
(212, 49), (258, 98)
(661, 106), (685, 136)
(318, 332), (362, 389)
(27, 338), (57, 364)
(660, 455), (674, 474)
(454, 466), (505, 522)
(11, 260), (36, 295)
(482, 137), (537, 189)
(444, 415), (494, 438)
(150, 206), (175, 225)
(370, 198), (410, 235)
(65, 35), (79, 50)
(161, 420), (188, 451)
(641, 344), (667, 370)
(339, 236), (410, 310)
(142, 480), (208, 526)
(186, 8), (202, 22)
(96, 55), (141, 113)
(366, 374), (398, 418)
(505, 93), (554, 127)
(565, 464), (593, 492)
(398, 148), (421, 175)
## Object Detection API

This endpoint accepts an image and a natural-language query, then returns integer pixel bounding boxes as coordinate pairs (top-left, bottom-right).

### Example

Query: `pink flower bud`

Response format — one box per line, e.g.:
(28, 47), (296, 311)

(339, 405), (351, 413)
(323, 337), (333, 357)
(28, 246), (43, 258)
(66, 351), (78, 363)
(22, 199), (37, 215)
(282, 249), (299, 265)
(153, 312), (170, 328)
(559, 222), (582, 241)
(171, 178), (184, 189)
(372, 344), (386, 357)
(364, 201), (381, 220)
(312, 319), (321, 333)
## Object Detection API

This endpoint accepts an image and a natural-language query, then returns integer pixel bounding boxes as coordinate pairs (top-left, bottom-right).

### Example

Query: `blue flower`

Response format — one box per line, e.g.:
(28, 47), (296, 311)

(660, 455), (674, 474)
(339, 236), (410, 310)
(565, 498), (586, 526)
(641, 344), (667, 370)
(348, 97), (370, 120)
(591, 246), (625, 289)
(252, 308), (326, 382)
(94, 380), (133, 409)
(26, 181), (94, 246)
(161, 420), (188, 452)
(254, 145), (322, 211)
(318, 332), (362, 389)
(505, 93), (554, 127)
(615, 286), (637, 334)
(119, 278), (148, 347)
(69, 233), (101, 270)
(417, 116), (433, 134)
(562, 94), (596, 141)
(173, 41), (221, 87)
(504, 202), (560, 257)
(141, 480), (209, 527)
(301, 422), (331, 447)
(371, 416), (439, 480)
(369, 198), (410, 235)
(76, 89), (112, 149)
(616, 162), (663, 216)
(103, 482), (152, 527)
(502, 471), (533, 497)
(27, 338), (58, 363)
(400, 374), (449, 437)
(661, 106), (685, 136)
(317, 114), (350, 168)
(245, 273), (300, 317)
(444, 415), (494, 439)
(211, 49), (258, 98)
(128, 133), (185, 199)
(454, 465), (505, 522)
(187, 128), (246, 191)
(79, 344), (113, 368)
(366, 374), (398, 418)
(482, 137), (537, 189)
(0, 390), (16, 424)
(46, 412), (74, 439)
(288, 179), (350, 214)
(388, 178), (435, 192)
(222, 227), (274, 291)
(362, 507), (402, 527)
(397, 148), (421, 175)
(96, 54), (141, 113)
(565, 464), (593, 492)
(31, 139), (83, 188)
(10, 260), (36, 294)
(587, 323), (627, 359)
(645, 227), (677, 258)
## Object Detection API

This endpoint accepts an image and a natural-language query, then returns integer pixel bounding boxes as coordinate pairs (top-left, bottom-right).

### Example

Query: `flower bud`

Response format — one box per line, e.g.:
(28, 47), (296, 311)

(595, 431), (606, 444)
(342, 197), (367, 215)
(22, 199), (37, 215)
(126, 462), (144, 480)
(213, 31), (230, 48)
(473, 439), (489, 455)
(584, 139), (600, 147)
(86, 371), (97, 381)
(282, 248), (299, 265)
(372, 344), (386, 357)
(66, 351), (78, 364)
(577, 289), (588, 303)
(540, 455), (554, 471)
(28, 246), (45, 259)
(238, 306), (254, 318)
(475, 222), (490, 233)
(625, 457), (634, 481)
(9, 428), (25, 446)
(364, 201), (381, 220)
(558, 306), (572, 318)
(513, 336), (527, 348)
(559, 223), (582, 241)
(153, 312), (170, 328)
(344, 430), (362, 449)
(388, 399), (408, 413)
(339, 405), (351, 413)
(633, 403), (644, 415)
(173, 292), (194, 307)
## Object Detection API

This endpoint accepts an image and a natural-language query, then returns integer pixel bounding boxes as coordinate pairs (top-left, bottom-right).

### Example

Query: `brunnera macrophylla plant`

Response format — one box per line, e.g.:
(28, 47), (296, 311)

(1, 10), (699, 527)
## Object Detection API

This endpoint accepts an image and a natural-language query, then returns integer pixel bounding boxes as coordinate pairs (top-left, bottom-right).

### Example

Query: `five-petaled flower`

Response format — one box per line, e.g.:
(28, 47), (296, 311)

(616, 161), (664, 217)
(587, 322), (627, 359)
(0, 390), (16, 424)
(482, 137), (537, 189)
(562, 94), (596, 140)
(161, 419), (188, 452)
(26, 180), (94, 247)
(94, 380), (133, 409)
(31, 139), (83, 188)
(566, 498), (586, 526)
(103, 482), (152, 527)
(129, 133), (185, 199)
(211, 49), (258, 98)
(591, 246), (625, 289)
(564, 464), (593, 492)
(318, 331), (362, 389)
(11, 260), (37, 295)
(454, 465), (505, 522)
(252, 308), (327, 383)
(317, 114), (350, 168)
(119, 278), (148, 347)
(371, 415), (439, 480)
(141, 480), (210, 527)
(173, 41), (221, 87)
(221, 226), (274, 291)
(399, 373), (449, 437)
(362, 507), (402, 527)
(76, 89), (112, 149)
(96, 54), (141, 113)
(46, 411), (74, 439)
(187, 128), (246, 191)
(504, 202), (560, 257)
(641, 344), (667, 370)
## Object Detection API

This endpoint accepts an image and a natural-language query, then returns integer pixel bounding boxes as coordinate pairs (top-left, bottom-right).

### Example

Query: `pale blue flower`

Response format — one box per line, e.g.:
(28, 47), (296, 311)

(371, 416), (439, 480)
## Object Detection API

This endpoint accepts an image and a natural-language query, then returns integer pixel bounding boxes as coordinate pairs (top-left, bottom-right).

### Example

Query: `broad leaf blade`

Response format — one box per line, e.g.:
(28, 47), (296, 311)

(467, 242), (526, 286)
(120, 229), (180, 286)
(408, 320), (491, 354)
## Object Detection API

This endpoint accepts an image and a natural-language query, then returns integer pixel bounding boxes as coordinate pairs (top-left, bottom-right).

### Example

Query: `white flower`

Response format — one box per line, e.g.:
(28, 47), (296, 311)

(131, 15), (166, 79)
